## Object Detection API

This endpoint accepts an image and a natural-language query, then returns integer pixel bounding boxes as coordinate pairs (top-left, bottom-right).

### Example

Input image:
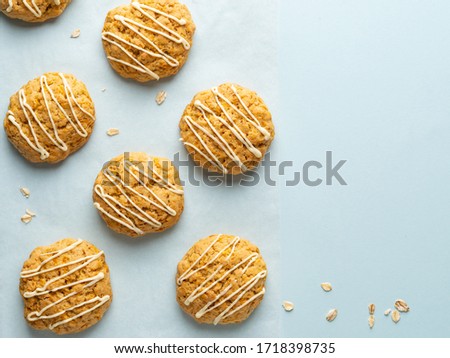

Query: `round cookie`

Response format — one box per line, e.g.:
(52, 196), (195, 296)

(19, 238), (113, 335)
(176, 234), (267, 325)
(1, 0), (71, 22)
(4, 72), (96, 164)
(101, 0), (196, 82)
(93, 152), (184, 238)
(179, 83), (275, 175)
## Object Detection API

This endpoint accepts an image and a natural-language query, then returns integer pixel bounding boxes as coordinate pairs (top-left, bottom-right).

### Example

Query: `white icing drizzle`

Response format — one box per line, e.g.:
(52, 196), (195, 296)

(20, 239), (111, 330)
(7, 0), (61, 17)
(101, 1), (190, 80)
(7, 73), (95, 161)
(181, 84), (272, 174)
(177, 235), (267, 325)
(94, 159), (183, 235)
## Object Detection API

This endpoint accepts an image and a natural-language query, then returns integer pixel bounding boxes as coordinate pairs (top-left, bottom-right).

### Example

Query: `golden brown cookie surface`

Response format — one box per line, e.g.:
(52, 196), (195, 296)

(19, 238), (112, 335)
(93, 152), (184, 238)
(4, 72), (96, 164)
(0, 0), (71, 22)
(102, 0), (196, 82)
(179, 83), (275, 175)
(176, 234), (267, 325)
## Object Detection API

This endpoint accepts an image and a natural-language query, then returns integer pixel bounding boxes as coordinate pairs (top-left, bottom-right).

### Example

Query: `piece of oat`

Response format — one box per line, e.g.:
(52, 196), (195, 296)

(155, 90), (167, 105)
(71, 29), (81, 38)
(26, 209), (36, 217)
(282, 301), (294, 312)
(20, 187), (30, 198)
(321, 282), (332, 292)
(391, 309), (401, 323)
(368, 315), (375, 329)
(21, 214), (32, 224)
(107, 128), (120, 136)
(384, 308), (392, 316)
(101, 88), (106, 92)
(368, 303), (375, 315)
(326, 309), (338, 322)
(394, 299), (410, 313)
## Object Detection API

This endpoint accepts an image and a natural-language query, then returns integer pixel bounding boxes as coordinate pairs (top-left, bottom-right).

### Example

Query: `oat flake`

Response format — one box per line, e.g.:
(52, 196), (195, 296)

(107, 128), (120, 136)
(71, 29), (81, 38)
(394, 299), (410, 313)
(282, 301), (294, 312)
(391, 310), (401, 323)
(326, 309), (338, 322)
(368, 315), (375, 329)
(21, 214), (32, 224)
(20, 187), (30, 198)
(155, 90), (167, 105)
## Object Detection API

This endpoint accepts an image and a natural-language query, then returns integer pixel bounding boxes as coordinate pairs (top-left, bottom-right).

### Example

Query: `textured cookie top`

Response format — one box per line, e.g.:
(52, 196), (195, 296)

(179, 83), (275, 175)
(4, 72), (95, 164)
(93, 152), (184, 238)
(19, 238), (112, 335)
(102, 0), (196, 82)
(176, 234), (267, 325)
(1, 0), (71, 22)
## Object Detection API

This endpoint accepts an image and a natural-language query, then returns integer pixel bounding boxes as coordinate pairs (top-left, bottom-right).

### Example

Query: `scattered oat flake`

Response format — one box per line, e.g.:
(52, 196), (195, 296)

(384, 308), (392, 316)
(155, 90), (167, 105)
(391, 310), (401, 323)
(326, 309), (338, 322)
(107, 128), (120, 136)
(71, 29), (81, 38)
(26, 209), (36, 217)
(20, 187), (30, 198)
(282, 301), (294, 312)
(21, 214), (32, 224)
(394, 299), (410, 313)
(368, 303), (375, 315)
(321, 282), (332, 292)
(101, 88), (106, 92)
(368, 315), (375, 329)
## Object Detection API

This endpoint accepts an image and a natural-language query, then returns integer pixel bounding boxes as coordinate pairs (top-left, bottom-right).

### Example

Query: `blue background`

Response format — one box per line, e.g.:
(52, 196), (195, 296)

(280, 0), (450, 337)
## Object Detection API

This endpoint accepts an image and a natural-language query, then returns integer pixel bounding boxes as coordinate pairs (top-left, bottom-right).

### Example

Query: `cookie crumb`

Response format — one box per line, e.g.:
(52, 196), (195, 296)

(326, 308), (338, 322)
(107, 128), (120, 136)
(21, 214), (32, 224)
(321, 282), (332, 292)
(20, 187), (30, 198)
(155, 90), (167, 105)
(282, 301), (294, 312)
(71, 29), (81, 38)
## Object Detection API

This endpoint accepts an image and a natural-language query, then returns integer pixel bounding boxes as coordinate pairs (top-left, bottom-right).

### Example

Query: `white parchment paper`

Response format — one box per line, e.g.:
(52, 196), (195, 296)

(0, 0), (280, 337)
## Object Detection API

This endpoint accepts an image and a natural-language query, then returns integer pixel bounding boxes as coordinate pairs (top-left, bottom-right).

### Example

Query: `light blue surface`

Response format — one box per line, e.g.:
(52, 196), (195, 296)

(0, 0), (280, 338)
(280, 0), (450, 337)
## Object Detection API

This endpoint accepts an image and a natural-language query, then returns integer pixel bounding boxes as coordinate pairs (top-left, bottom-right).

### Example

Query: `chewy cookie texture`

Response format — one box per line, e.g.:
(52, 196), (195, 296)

(102, 0), (196, 82)
(93, 152), (184, 238)
(3, 72), (95, 164)
(0, 0), (71, 22)
(176, 234), (267, 325)
(180, 83), (275, 175)
(19, 238), (112, 335)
